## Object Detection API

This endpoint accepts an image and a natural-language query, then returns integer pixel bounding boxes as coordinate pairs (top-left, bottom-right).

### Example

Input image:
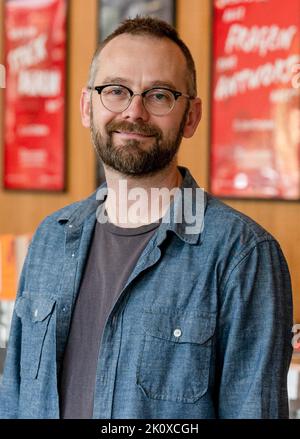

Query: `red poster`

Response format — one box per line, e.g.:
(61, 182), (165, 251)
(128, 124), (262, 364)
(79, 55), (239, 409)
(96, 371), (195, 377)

(4, 0), (67, 190)
(211, 0), (300, 199)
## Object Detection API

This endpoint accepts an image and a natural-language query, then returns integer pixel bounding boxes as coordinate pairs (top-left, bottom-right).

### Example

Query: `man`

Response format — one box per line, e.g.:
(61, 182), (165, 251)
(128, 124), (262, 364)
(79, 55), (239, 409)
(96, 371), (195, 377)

(0, 17), (293, 419)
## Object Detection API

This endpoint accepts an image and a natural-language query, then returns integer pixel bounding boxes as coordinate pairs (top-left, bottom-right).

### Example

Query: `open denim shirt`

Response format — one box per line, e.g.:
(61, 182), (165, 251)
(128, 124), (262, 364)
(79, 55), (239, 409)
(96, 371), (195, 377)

(0, 167), (293, 418)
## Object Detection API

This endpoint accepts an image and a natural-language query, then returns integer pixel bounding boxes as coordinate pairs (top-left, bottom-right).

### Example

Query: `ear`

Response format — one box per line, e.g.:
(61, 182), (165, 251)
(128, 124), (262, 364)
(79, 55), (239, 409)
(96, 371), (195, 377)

(80, 87), (91, 128)
(183, 97), (202, 138)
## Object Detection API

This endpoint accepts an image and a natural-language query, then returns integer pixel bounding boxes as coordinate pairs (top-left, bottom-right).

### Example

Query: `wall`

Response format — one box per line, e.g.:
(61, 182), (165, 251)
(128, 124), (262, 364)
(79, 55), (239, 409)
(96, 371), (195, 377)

(0, 0), (98, 234)
(0, 0), (299, 321)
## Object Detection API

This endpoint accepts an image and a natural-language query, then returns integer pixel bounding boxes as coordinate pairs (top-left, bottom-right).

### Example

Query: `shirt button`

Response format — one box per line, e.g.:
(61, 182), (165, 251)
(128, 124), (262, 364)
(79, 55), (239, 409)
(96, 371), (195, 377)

(62, 306), (67, 313)
(71, 253), (75, 258)
(34, 309), (38, 318)
(173, 328), (182, 338)
(68, 224), (73, 228)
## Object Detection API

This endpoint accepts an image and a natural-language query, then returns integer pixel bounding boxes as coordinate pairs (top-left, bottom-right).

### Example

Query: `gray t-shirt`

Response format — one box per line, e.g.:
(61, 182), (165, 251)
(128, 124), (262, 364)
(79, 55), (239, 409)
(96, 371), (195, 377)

(59, 211), (160, 419)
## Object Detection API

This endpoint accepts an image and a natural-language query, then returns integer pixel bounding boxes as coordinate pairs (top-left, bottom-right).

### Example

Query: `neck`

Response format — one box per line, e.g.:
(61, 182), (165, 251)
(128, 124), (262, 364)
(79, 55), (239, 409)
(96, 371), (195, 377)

(103, 161), (183, 227)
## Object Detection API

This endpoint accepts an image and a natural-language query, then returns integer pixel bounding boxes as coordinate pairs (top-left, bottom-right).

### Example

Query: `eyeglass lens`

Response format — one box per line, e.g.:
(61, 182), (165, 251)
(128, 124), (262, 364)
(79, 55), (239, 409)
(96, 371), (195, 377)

(100, 85), (175, 115)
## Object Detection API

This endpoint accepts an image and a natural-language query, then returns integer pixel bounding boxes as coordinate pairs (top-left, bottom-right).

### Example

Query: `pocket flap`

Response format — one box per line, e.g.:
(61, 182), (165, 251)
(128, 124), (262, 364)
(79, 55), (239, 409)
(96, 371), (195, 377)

(142, 310), (216, 344)
(31, 297), (56, 322)
(15, 295), (56, 322)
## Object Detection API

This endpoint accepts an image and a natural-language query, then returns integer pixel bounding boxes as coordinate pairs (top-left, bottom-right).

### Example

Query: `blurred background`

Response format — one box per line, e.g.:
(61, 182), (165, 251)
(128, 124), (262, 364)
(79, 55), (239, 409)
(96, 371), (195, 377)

(0, 0), (299, 417)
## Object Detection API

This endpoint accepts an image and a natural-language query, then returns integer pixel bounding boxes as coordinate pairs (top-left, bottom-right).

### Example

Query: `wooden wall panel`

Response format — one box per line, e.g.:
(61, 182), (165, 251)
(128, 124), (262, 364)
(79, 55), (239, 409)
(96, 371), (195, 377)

(177, 0), (300, 322)
(0, 0), (97, 234)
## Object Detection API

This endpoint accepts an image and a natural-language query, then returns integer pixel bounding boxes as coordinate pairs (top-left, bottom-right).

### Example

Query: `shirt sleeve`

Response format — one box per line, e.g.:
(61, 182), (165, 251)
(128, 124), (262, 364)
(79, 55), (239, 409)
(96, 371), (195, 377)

(216, 239), (293, 419)
(0, 246), (30, 419)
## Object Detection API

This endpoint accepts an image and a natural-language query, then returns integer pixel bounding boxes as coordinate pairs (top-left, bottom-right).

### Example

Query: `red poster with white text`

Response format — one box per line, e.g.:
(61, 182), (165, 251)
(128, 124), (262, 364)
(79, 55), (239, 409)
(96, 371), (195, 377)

(4, 0), (67, 190)
(211, 0), (300, 199)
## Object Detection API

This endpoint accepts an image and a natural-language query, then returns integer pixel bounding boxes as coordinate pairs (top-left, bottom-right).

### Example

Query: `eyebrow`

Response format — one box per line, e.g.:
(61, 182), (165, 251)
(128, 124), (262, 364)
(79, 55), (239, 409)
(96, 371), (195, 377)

(100, 77), (178, 90)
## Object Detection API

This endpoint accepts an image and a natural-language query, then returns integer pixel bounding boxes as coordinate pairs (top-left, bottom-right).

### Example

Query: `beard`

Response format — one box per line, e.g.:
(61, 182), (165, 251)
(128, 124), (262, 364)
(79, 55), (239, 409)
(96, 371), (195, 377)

(90, 105), (189, 177)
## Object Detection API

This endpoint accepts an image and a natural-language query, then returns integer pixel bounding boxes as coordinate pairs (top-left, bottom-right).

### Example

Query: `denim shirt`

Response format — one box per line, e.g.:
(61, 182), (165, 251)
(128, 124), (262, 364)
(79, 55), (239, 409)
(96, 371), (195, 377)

(0, 167), (293, 419)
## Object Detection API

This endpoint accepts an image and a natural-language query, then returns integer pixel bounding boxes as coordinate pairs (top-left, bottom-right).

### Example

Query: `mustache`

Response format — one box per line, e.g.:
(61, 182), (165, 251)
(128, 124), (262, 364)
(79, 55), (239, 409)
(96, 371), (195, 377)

(106, 120), (162, 139)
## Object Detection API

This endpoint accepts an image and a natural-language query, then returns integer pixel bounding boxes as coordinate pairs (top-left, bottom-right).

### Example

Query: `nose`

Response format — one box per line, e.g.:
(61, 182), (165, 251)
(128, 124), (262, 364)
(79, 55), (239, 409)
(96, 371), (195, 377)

(121, 93), (150, 121)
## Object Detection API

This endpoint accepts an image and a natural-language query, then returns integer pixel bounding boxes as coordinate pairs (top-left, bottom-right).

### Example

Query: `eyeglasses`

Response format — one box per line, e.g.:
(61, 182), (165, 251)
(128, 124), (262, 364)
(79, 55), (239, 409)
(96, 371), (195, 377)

(87, 84), (194, 116)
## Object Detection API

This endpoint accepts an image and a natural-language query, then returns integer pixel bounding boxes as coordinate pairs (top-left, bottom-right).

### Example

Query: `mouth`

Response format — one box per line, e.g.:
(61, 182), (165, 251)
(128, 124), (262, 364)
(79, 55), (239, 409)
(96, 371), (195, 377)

(113, 131), (154, 139)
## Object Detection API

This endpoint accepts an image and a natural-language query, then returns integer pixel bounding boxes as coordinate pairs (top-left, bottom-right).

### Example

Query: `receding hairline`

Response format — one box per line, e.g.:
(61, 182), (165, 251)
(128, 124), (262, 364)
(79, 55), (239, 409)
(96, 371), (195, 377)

(88, 32), (197, 96)
(90, 34), (186, 77)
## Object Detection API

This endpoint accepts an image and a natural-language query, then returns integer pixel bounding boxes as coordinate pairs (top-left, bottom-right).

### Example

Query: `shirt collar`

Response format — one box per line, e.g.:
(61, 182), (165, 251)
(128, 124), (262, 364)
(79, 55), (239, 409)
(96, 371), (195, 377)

(57, 166), (206, 245)
(155, 166), (206, 246)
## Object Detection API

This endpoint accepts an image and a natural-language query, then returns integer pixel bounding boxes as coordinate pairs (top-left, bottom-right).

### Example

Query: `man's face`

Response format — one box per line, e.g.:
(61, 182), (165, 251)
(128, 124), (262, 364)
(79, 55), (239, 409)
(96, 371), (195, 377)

(84, 34), (197, 176)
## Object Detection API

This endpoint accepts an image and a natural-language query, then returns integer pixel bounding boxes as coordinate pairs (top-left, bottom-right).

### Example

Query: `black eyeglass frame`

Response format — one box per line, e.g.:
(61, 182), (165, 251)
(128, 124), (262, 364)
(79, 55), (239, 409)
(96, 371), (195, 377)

(87, 84), (194, 114)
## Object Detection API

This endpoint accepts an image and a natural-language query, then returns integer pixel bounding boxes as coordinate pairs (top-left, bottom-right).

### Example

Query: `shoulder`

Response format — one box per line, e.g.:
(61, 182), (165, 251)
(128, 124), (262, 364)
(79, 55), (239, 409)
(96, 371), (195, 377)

(202, 193), (290, 294)
(204, 192), (275, 245)
(20, 191), (99, 287)
(29, 190), (99, 250)
(200, 192), (284, 273)
(35, 190), (98, 230)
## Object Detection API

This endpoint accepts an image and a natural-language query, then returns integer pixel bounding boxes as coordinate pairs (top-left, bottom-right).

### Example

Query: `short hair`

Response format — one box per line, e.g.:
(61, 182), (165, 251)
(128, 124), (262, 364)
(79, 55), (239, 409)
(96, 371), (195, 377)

(88, 16), (197, 97)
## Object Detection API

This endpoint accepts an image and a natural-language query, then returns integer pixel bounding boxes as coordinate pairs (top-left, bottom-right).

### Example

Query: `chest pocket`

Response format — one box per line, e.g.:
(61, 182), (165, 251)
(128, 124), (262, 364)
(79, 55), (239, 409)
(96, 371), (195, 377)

(15, 294), (56, 379)
(136, 309), (216, 403)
